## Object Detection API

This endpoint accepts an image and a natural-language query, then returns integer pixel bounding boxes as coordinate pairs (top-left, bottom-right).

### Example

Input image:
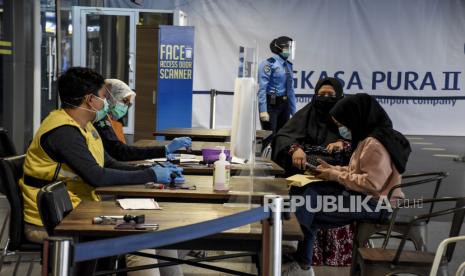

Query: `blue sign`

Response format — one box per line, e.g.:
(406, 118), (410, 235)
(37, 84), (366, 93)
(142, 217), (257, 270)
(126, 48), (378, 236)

(156, 25), (194, 136)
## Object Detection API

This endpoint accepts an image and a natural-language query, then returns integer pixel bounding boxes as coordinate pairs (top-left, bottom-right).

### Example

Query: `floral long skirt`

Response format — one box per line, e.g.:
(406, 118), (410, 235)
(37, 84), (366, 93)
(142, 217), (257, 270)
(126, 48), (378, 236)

(311, 224), (355, 266)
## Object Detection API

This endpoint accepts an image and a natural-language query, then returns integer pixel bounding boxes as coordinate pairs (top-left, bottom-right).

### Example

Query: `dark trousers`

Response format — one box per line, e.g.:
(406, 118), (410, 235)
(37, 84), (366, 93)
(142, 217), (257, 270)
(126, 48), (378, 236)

(260, 101), (290, 146)
(291, 182), (387, 265)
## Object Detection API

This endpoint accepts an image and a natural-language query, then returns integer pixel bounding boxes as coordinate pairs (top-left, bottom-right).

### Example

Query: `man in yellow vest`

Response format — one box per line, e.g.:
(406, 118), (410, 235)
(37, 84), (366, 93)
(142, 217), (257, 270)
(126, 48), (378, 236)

(19, 67), (184, 276)
(19, 67), (184, 275)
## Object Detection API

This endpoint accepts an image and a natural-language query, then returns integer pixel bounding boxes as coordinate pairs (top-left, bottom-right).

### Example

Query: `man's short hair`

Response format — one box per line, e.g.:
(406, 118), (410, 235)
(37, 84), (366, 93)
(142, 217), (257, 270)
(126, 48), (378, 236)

(58, 67), (105, 108)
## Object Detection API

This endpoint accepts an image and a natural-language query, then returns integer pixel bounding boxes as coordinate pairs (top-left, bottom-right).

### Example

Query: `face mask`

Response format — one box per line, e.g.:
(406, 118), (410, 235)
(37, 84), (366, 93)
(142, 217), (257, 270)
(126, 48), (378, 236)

(281, 49), (290, 58)
(111, 102), (129, 120)
(315, 96), (337, 111)
(90, 95), (110, 123)
(338, 126), (352, 140)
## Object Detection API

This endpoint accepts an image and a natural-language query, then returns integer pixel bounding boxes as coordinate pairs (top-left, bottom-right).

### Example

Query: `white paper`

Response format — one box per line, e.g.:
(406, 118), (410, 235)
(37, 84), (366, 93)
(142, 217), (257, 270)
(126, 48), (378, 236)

(179, 154), (202, 164)
(117, 198), (162, 210)
(146, 158), (167, 162)
(145, 154), (202, 164)
(231, 156), (246, 164)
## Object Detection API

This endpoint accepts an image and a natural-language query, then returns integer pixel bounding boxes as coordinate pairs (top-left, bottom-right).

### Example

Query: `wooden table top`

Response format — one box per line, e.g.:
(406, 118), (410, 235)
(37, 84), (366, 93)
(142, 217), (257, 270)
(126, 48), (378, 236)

(95, 175), (289, 203)
(133, 140), (230, 155)
(128, 157), (285, 176)
(181, 159), (284, 176)
(152, 128), (272, 142)
(54, 201), (303, 241)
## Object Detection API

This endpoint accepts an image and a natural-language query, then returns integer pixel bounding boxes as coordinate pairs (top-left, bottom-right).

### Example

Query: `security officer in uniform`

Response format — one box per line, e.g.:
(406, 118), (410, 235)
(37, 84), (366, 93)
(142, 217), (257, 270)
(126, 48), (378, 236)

(258, 36), (297, 139)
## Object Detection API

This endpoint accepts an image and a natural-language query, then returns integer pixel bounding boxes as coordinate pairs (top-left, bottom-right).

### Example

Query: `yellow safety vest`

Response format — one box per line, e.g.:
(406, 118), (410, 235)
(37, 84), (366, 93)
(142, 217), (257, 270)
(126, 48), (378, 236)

(19, 109), (105, 226)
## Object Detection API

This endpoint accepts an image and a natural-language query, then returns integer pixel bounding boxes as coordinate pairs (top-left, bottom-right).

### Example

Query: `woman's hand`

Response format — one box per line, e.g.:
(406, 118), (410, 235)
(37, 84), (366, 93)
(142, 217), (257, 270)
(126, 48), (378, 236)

(315, 159), (338, 181)
(316, 158), (334, 170)
(292, 148), (307, 170)
(326, 141), (344, 153)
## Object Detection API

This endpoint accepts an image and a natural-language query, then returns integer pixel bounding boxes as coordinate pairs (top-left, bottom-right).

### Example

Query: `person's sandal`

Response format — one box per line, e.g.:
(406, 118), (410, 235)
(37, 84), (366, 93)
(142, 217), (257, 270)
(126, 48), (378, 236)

(282, 261), (315, 276)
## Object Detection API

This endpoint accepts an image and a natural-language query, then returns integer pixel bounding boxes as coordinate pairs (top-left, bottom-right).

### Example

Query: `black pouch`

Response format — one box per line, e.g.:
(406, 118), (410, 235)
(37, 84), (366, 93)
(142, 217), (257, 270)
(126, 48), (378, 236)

(269, 93), (276, 105)
(303, 145), (352, 167)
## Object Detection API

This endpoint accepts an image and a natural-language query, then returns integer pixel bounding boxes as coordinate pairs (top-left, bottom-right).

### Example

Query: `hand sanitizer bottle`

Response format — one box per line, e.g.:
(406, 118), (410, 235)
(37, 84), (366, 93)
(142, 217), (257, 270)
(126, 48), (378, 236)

(213, 147), (230, 191)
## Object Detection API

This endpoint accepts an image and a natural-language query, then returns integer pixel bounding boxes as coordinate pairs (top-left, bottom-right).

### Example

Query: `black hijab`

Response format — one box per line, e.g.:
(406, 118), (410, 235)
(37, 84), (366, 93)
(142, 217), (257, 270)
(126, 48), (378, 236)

(272, 77), (344, 164)
(329, 93), (411, 173)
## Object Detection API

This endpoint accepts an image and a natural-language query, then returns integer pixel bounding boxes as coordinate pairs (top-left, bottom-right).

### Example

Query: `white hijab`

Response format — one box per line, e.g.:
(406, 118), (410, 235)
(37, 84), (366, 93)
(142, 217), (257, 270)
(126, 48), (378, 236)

(105, 79), (136, 107)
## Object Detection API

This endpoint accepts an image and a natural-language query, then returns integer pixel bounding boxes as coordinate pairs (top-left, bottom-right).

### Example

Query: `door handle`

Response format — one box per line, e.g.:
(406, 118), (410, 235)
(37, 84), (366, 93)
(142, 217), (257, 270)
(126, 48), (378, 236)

(129, 54), (134, 73)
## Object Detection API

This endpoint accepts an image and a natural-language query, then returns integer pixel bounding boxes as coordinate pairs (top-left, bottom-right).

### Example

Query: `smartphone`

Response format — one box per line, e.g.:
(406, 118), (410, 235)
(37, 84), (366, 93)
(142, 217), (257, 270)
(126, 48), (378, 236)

(305, 162), (319, 171)
(135, 224), (159, 231)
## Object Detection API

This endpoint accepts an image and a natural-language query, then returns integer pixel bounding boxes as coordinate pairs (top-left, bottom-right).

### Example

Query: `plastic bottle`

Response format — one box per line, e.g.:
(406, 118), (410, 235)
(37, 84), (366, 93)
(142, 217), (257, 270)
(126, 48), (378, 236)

(213, 146), (231, 191)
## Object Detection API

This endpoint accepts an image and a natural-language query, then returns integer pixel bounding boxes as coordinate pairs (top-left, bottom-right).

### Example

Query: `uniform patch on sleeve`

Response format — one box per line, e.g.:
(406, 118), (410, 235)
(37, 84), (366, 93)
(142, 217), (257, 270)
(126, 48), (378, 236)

(264, 64), (271, 75)
(91, 130), (100, 140)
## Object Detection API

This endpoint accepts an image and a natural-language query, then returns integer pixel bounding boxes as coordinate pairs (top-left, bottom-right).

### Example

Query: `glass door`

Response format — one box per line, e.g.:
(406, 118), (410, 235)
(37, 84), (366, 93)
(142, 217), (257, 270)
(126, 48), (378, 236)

(72, 7), (136, 134)
(72, 7), (181, 136)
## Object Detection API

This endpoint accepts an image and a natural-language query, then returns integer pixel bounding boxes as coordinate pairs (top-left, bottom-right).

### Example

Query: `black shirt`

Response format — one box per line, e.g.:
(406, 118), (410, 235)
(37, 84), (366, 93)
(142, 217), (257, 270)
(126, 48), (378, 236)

(94, 118), (166, 161)
(40, 125), (155, 187)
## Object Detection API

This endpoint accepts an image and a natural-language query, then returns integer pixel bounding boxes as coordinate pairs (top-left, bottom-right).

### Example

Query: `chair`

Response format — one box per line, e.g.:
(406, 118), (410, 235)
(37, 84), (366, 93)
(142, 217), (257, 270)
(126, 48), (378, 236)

(0, 128), (17, 158)
(0, 128), (17, 195)
(429, 235), (465, 276)
(261, 144), (272, 159)
(37, 181), (73, 236)
(456, 261), (465, 276)
(352, 172), (448, 258)
(37, 182), (125, 275)
(353, 197), (465, 276)
(0, 155), (41, 275)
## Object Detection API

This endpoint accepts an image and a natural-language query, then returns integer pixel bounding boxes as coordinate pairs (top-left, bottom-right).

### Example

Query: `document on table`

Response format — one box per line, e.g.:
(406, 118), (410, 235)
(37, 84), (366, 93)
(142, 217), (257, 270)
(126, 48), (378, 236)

(286, 174), (324, 187)
(117, 198), (162, 210)
(231, 156), (246, 164)
(146, 154), (201, 164)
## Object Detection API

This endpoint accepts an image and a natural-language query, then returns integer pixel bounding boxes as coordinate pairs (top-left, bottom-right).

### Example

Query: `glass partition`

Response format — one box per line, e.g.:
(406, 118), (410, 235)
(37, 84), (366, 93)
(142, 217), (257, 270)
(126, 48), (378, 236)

(227, 45), (278, 211)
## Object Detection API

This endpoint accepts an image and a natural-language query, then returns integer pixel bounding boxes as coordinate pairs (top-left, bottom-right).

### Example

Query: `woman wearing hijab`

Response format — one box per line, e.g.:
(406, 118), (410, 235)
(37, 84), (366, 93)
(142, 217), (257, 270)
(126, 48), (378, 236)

(274, 77), (357, 267)
(282, 93), (411, 276)
(272, 77), (347, 175)
(94, 79), (190, 276)
(93, 79), (192, 161)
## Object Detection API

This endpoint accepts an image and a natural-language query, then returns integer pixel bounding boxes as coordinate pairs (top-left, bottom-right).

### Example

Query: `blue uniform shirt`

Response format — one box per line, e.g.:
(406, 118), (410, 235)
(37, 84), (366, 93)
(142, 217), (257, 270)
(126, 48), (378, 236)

(257, 54), (296, 115)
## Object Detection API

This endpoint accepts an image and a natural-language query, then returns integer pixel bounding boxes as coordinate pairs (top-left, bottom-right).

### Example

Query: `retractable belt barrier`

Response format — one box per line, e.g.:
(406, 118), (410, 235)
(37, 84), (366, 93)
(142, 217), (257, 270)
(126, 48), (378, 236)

(43, 195), (286, 276)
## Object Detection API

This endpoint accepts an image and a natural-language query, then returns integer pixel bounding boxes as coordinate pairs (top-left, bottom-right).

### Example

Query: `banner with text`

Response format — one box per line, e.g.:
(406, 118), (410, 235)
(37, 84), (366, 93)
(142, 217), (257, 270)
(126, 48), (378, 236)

(180, 0), (465, 135)
(157, 25), (194, 134)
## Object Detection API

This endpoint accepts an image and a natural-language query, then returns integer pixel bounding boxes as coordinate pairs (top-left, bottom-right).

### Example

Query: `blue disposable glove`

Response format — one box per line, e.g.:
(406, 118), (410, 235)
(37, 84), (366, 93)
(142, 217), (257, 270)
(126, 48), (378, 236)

(173, 174), (185, 184)
(158, 161), (177, 168)
(165, 137), (192, 154)
(151, 165), (185, 184)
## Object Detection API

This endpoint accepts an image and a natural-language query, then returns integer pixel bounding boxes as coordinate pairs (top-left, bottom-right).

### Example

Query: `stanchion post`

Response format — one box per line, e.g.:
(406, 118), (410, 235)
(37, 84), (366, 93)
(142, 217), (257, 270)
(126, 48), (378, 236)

(209, 89), (217, 129)
(43, 237), (73, 276)
(262, 195), (283, 276)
